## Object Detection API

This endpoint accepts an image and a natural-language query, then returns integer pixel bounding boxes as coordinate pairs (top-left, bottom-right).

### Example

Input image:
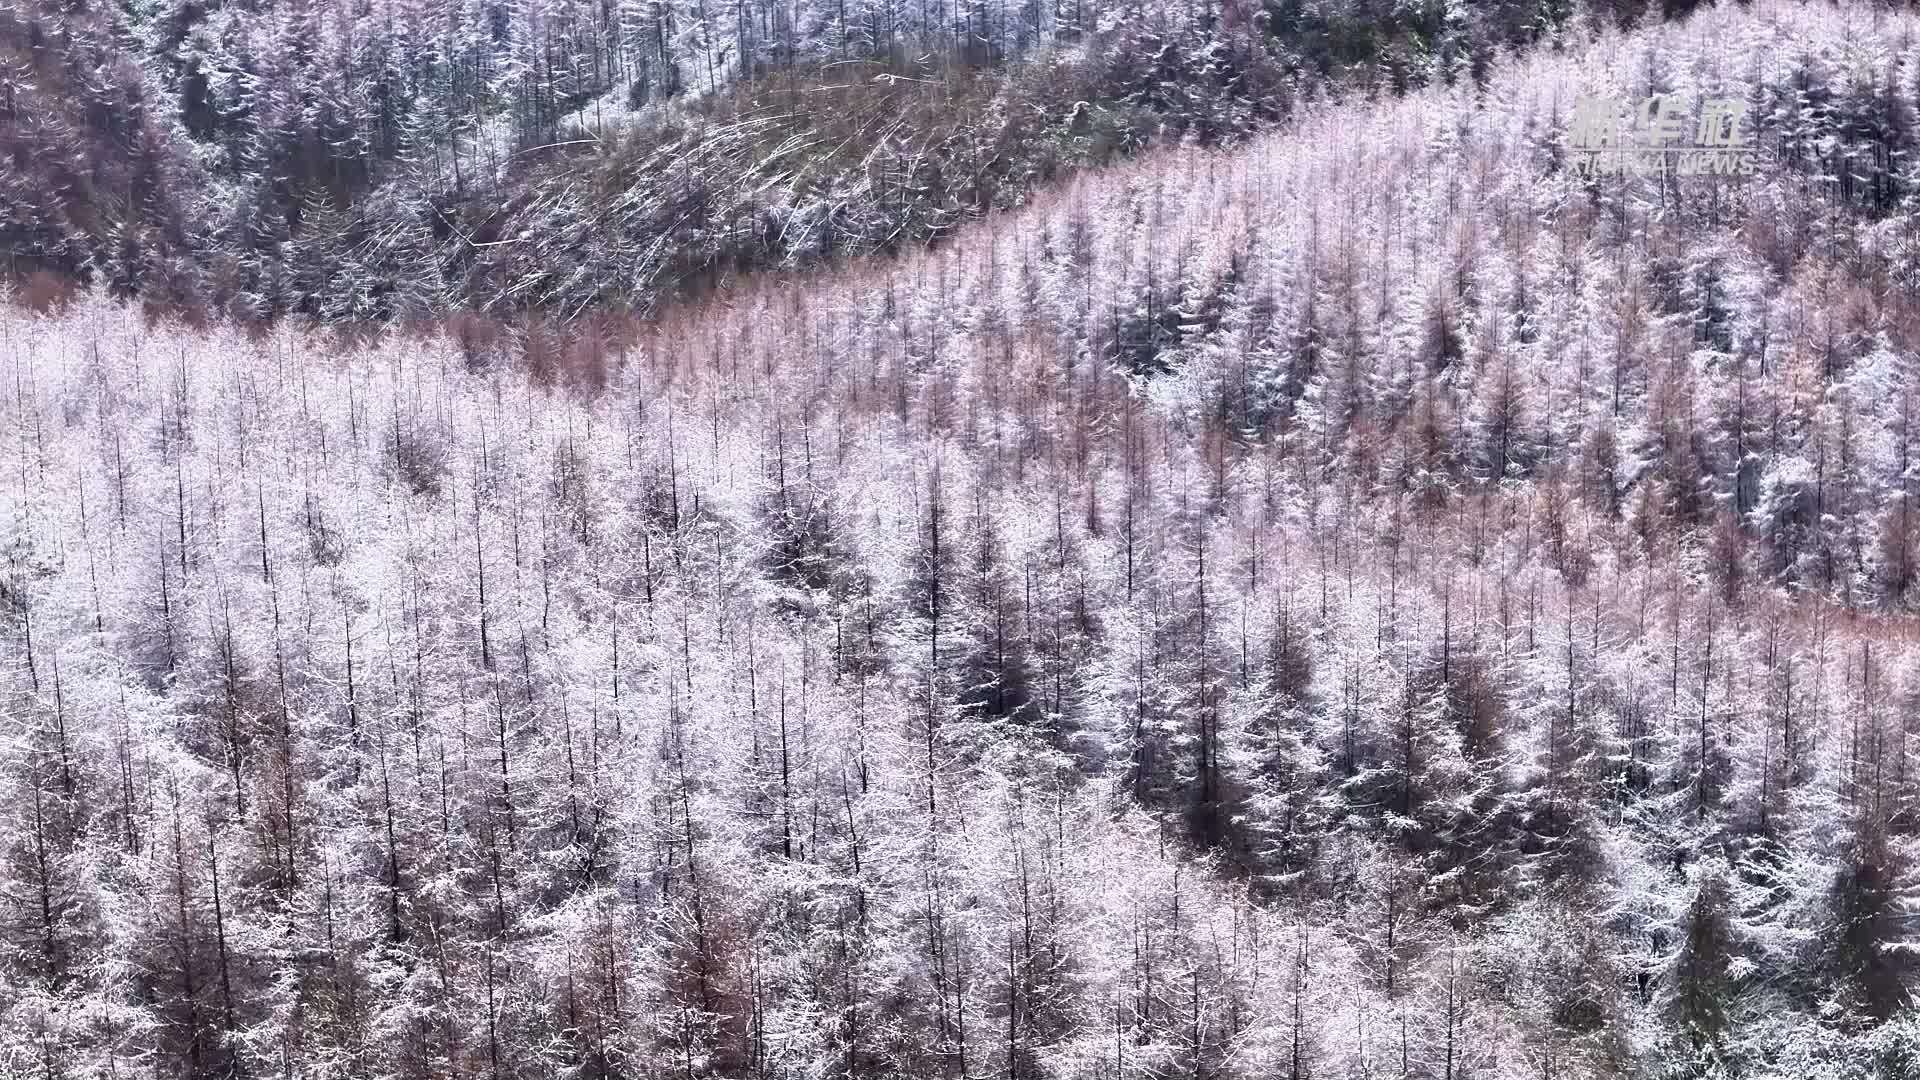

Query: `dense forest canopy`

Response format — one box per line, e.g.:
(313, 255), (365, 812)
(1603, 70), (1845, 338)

(4, 1), (1920, 1077)
(2, 0), (1673, 319)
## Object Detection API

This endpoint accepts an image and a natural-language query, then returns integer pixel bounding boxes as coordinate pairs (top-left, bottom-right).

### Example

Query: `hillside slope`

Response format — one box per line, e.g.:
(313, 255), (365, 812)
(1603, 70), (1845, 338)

(4, 2), (1920, 1078)
(2, 0), (1625, 320)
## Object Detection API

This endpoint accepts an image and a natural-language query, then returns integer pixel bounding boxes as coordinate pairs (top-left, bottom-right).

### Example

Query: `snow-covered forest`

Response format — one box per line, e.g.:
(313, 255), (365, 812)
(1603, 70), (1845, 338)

(3, 0), (1629, 319)
(7, 0), (1920, 1077)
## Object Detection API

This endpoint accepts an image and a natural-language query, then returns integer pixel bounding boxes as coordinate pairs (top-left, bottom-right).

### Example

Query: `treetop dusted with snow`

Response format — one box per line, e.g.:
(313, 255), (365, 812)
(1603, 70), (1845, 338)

(3, 1), (1920, 1077)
